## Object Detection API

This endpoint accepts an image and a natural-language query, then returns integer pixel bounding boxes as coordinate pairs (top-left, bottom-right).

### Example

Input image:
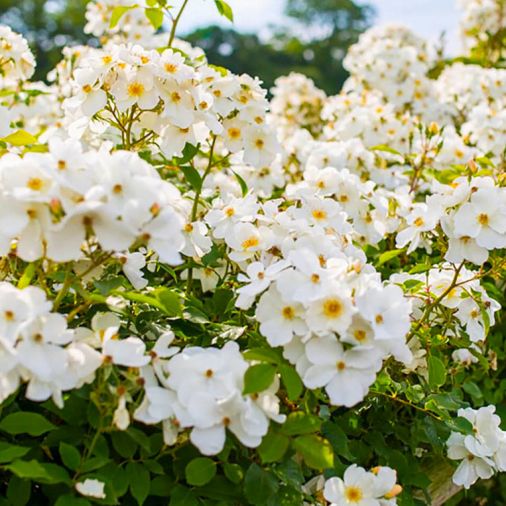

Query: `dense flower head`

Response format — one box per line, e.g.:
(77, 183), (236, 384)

(0, 25), (35, 85)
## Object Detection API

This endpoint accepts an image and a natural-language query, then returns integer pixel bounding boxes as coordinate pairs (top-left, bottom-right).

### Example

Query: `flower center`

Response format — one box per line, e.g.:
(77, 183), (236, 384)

(354, 329), (366, 341)
(282, 306), (295, 320)
(312, 209), (327, 220)
(127, 82), (145, 97)
(375, 314), (384, 324)
(228, 128), (241, 139)
(4, 310), (14, 321)
(345, 486), (363, 503)
(241, 236), (259, 250)
(477, 213), (489, 226)
(414, 217), (425, 227)
(27, 177), (44, 191)
(336, 361), (346, 371)
(323, 298), (343, 318)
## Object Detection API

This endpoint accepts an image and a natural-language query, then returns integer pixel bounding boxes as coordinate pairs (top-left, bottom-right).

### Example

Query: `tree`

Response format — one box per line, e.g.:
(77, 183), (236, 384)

(0, 0), (93, 81)
(186, 0), (373, 94)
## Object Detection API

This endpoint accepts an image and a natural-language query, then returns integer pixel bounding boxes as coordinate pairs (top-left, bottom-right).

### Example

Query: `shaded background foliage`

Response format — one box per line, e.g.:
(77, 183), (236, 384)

(0, 0), (373, 92)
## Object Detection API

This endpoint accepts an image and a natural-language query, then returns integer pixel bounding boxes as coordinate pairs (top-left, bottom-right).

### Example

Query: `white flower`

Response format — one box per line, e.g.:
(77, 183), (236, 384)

(75, 479), (106, 499)
(103, 337), (150, 367)
(303, 336), (381, 407)
(255, 286), (308, 346)
(324, 465), (378, 506)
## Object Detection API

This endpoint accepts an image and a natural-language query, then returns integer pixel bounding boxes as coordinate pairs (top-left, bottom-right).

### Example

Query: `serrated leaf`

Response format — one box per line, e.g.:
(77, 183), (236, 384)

(281, 412), (321, 436)
(0, 412), (56, 436)
(244, 464), (278, 505)
(292, 435), (334, 469)
(257, 432), (289, 463)
(214, 0), (234, 21)
(59, 442), (81, 471)
(1, 130), (37, 146)
(6, 460), (70, 484)
(0, 443), (30, 463)
(243, 363), (276, 394)
(145, 7), (164, 29)
(223, 463), (243, 484)
(279, 364), (303, 400)
(428, 355), (447, 388)
(185, 457), (216, 486)
(127, 462), (150, 505)
(243, 347), (281, 364)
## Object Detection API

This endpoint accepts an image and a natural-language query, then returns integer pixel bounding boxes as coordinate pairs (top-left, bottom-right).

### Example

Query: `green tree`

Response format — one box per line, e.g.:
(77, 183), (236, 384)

(0, 0), (92, 81)
(186, 0), (373, 94)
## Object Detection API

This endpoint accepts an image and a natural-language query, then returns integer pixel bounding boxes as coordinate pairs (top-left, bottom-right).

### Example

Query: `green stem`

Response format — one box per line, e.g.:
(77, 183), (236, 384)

(168, 0), (190, 47)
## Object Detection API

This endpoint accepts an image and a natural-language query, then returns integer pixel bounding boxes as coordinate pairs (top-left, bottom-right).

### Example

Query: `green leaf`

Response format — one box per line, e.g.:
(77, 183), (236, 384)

(232, 170), (248, 197)
(185, 457), (216, 486)
(55, 495), (91, 506)
(370, 144), (402, 156)
(155, 288), (182, 316)
(7, 476), (31, 506)
(244, 464), (278, 505)
(0, 412), (56, 436)
(1, 130), (37, 146)
(243, 347), (281, 364)
(111, 431), (137, 459)
(127, 462), (150, 505)
(214, 0), (234, 21)
(448, 416), (474, 435)
(279, 364), (303, 400)
(257, 432), (289, 463)
(145, 7), (164, 29)
(110, 5), (135, 28)
(180, 165), (202, 192)
(427, 355), (447, 388)
(59, 442), (81, 471)
(223, 463), (243, 484)
(243, 364), (276, 394)
(0, 443), (30, 463)
(169, 485), (199, 506)
(17, 263), (36, 289)
(292, 435), (334, 469)
(377, 249), (404, 266)
(6, 460), (70, 484)
(281, 412), (322, 436)
(322, 422), (354, 461)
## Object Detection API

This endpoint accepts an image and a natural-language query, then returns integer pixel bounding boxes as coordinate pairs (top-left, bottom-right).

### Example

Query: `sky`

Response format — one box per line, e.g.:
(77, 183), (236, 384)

(178, 0), (462, 55)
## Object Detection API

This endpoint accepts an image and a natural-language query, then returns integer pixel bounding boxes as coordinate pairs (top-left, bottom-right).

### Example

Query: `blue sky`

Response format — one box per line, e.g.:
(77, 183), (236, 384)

(179, 0), (461, 55)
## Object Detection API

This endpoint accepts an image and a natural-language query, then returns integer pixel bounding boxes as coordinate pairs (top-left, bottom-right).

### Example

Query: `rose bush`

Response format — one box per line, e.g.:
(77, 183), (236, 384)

(0, 0), (505, 504)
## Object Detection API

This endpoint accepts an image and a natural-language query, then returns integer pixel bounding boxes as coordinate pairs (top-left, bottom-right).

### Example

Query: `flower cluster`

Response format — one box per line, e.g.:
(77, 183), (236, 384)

(135, 341), (285, 455)
(84, 0), (156, 44)
(63, 42), (279, 166)
(0, 138), (187, 263)
(324, 464), (402, 506)
(270, 72), (327, 137)
(458, 0), (506, 44)
(0, 25), (35, 85)
(396, 176), (506, 264)
(447, 406), (506, 489)
(0, 282), (102, 407)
